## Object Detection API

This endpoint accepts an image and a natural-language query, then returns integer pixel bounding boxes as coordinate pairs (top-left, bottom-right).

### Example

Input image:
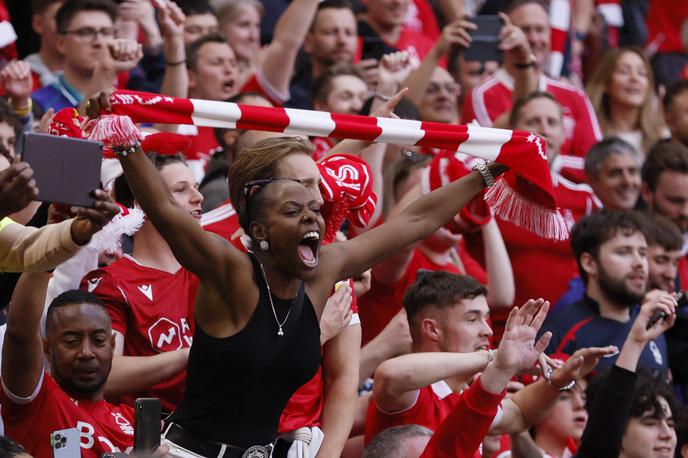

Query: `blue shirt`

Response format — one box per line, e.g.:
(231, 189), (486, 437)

(542, 295), (669, 376)
(32, 74), (82, 114)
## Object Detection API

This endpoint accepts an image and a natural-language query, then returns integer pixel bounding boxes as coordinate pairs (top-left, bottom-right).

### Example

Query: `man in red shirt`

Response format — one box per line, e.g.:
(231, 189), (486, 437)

(461, 0), (601, 183)
(1, 276), (137, 458)
(365, 271), (610, 454)
(80, 152), (201, 413)
(467, 91), (600, 339)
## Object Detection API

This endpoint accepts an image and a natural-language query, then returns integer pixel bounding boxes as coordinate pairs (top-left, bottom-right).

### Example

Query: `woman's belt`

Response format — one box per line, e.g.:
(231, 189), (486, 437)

(162, 422), (274, 458)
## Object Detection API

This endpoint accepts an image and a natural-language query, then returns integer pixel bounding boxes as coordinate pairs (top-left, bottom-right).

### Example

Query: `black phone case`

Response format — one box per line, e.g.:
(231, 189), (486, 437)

(134, 398), (161, 452)
(464, 15), (503, 63)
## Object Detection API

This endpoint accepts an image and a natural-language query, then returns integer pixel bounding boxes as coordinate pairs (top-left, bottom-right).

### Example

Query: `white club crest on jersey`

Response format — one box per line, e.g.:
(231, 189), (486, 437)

(138, 284), (153, 301)
(87, 278), (102, 293)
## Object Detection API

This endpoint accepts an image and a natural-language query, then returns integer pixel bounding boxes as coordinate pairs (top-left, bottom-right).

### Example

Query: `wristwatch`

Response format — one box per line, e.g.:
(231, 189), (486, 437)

(472, 161), (495, 188)
(514, 53), (537, 69)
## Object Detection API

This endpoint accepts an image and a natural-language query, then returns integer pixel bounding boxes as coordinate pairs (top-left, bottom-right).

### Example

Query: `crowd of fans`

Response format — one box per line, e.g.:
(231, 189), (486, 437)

(0, 0), (686, 456)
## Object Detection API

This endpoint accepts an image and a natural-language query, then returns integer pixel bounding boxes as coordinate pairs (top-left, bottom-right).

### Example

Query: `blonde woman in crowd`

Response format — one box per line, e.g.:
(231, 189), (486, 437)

(586, 47), (668, 155)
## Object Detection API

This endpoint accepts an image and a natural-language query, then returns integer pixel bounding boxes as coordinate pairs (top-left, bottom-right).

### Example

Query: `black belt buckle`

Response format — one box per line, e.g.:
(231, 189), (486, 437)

(242, 444), (271, 458)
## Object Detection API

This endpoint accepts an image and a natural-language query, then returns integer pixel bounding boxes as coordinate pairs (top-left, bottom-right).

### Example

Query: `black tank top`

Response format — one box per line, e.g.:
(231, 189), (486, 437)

(168, 253), (321, 447)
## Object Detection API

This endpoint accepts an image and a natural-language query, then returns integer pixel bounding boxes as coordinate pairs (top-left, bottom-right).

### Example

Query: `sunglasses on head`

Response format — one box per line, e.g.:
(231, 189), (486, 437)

(243, 177), (307, 220)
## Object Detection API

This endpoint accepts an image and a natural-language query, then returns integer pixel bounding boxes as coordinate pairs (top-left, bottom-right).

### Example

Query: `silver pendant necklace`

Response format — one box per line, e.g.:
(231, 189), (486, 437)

(257, 258), (292, 336)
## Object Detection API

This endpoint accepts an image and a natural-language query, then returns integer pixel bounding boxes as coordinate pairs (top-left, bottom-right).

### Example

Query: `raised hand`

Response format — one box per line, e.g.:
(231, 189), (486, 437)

(118, 0), (161, 47)
(378, 51), (413, 89)
(548, 345), (619, 388)
(70, 189), (121, 245)
(494, 299), (551, 375)
(498, 12), (532, 62)
(630, 291), (677, 343)
(100, 39), (143, 74)
(154, 0), (185, 39)
(0, 60), (33, 104)
(437, 18), (477, 54)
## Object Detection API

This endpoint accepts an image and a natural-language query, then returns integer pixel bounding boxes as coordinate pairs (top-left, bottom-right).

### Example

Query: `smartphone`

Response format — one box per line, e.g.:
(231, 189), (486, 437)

(50, 428), (80, 458)
(22, 133), (102, 208)
(134, 398), (161, 452)
(464, 15), (503, 63)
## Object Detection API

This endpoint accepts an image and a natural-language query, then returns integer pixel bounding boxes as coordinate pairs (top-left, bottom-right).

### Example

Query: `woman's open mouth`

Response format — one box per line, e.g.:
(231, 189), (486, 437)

(297, 231), (320, 267)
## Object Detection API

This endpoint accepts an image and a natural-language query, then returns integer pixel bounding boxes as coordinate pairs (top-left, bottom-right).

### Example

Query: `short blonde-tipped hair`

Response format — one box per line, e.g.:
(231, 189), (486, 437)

(228, 136), (315, 232)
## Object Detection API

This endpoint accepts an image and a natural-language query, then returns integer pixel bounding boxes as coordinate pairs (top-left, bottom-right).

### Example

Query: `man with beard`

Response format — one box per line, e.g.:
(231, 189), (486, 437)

(664, 80), (688, 148)
(542, 210), (670, 375)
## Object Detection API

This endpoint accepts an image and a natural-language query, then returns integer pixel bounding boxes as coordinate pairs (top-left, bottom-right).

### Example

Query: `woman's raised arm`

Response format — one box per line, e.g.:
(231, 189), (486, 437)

(325, 163), (505, 280)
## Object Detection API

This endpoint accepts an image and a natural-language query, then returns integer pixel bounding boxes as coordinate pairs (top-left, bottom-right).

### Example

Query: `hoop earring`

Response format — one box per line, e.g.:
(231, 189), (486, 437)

(259, 240), (270, 251)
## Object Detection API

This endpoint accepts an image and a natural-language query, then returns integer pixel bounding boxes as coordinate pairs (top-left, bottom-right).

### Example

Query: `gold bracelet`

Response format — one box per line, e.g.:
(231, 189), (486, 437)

(12, 99), (32, 117)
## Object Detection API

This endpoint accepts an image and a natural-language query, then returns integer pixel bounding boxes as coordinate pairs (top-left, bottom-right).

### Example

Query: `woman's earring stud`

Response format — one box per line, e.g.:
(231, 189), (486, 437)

(259, 240), (269, 251)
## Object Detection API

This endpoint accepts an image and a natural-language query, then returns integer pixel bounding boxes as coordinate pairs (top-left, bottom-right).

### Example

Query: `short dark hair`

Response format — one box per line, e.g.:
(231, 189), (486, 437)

(586, 368), (678, 425)
(508, 91), (560, 128)
(115, 152), (186, 208)
(186, 32), (229, 70)
(31, 0), (64, 15)
(404, 271), (487, 323)
(663, 79), (688, 113)
(570, 210), (647, 284)
(312, 62), (365, 106)
(174, 0), (215, 17)
(362, 425), (432, 458)
(46, 289), (108, 334)
(584, 137), (641, 180)
(0, 435), (29, 457)
(504, 0), (549, 14)
(55, 0), (117, 33)
(642, 212), (683, 251)
(641, 140), (688, 191)
(311, 0), (354, 30)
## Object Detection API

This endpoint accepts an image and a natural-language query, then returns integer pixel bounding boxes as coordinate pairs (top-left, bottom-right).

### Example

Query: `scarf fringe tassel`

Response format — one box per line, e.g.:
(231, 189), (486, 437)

(485, 179), (569, 241)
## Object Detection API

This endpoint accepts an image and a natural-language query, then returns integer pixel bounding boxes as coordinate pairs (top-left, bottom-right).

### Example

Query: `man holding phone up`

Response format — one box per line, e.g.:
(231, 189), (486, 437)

(461, 0), (601, 183)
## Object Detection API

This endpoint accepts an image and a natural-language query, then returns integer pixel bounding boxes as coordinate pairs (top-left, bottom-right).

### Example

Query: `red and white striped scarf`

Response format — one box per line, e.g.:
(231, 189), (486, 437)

(104, 90), (568, 240)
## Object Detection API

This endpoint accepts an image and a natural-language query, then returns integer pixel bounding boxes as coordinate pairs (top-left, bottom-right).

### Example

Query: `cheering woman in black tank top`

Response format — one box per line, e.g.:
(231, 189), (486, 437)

(113, 103), (507, 455)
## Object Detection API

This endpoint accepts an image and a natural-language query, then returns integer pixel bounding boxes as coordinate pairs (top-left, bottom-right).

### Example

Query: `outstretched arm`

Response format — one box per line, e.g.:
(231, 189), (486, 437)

(259, 0), (319, 99)
(494, 344), (618, 434)
(117, 142), (239, 284)
(325, 163), (506, 280)
(2, 272), (50, 398)
(374, 351), (492, 413)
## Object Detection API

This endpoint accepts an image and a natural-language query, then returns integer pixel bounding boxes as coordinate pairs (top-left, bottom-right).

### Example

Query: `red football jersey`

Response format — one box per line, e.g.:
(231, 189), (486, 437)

(466, 173), (600, 340)
(646, 0), (688, 54)
(462, 69), (602, 183)
(358, 244), (487, 346)
(365, 380), (503, 447)
(80, 255), (199, 412)
(1, 372), (135, 458)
